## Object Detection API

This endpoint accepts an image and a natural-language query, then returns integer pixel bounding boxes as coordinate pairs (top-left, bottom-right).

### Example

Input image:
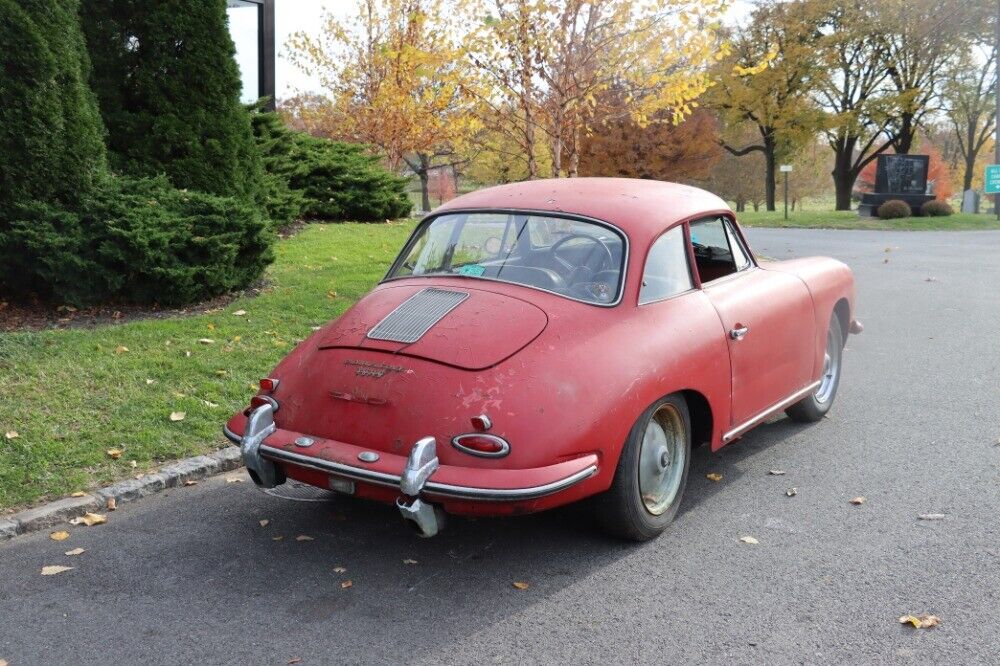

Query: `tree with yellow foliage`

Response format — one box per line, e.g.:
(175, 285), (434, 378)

(287, 0), (478, 211)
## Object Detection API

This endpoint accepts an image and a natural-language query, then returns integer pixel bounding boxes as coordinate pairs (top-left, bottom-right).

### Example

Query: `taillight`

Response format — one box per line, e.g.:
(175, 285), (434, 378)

(245, 394), (278, 415)
(451, 434), (509, 458)
(259, 377), (280, 392)
(470, 414), (492, 431)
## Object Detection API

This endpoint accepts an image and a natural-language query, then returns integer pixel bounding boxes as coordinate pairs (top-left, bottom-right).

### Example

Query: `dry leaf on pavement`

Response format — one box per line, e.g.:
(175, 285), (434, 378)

(849, 496), (866, 505)
(4, 431), (18, 440)
(69, 512), (107, 527)
(295, 535), (313, 542)
(402, 559), (418, 565)
(65, 548), (86, 556)
(184, 480), (198, 487)
(785, 487), (798, 497)
(739, 536), (759, 545)
(41, 565), (73, 576)
(341, 580), (353, 589)
(226, 477), (243, 484)
(768, 469), (786, 476)
(106, 498), (116, 511)
(512, 581), (530, 590)
(706, 473), (723, 482)
(259, 519), (270, 527)
(918, 513), (946, 521)
(899, 614), (940, 629)
(106, 448), (123, 459)
(333, 566), (347, 573)
(272, 536), (284, 541)
(169, 411), (186, 422)
(287, 658), (302, 665)
(70, 491), (86, 497)
(49, 531), (70, 541)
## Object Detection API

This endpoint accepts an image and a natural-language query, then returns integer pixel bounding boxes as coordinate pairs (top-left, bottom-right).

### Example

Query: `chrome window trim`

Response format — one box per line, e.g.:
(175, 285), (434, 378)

(382, 208), (631, 308)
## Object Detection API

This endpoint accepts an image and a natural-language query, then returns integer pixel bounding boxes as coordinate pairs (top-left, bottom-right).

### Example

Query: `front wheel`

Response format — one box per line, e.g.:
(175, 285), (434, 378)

(594, 394), (691, 541)
(786, 315), (844, 422)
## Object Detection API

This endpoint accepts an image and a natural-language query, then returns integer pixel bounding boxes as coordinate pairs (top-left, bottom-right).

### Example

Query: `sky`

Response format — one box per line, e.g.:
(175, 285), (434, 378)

(229, 0), (754, 103)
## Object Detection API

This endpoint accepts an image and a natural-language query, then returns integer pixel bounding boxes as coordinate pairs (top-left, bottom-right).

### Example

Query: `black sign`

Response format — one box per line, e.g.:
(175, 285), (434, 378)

(874, 154), (929, 195)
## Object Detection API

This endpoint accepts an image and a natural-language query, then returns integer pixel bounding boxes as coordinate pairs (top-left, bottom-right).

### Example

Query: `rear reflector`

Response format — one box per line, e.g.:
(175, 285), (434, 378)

(451, 433), (509, 458)
(259, 378), (280, 392)
(245, 394), (279, 415)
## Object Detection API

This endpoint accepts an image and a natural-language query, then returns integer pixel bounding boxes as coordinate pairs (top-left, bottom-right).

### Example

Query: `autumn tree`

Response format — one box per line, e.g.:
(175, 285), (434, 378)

(709, 0), (825, 211)
(468, 0), (728, 179)
(707, 123), (767, 212)
(287, 0), (478, 211)
(576, 99), (722, 182)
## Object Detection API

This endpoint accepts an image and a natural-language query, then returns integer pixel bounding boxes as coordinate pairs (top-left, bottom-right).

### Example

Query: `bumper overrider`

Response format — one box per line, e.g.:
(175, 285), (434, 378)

(225, 405), (599, 536)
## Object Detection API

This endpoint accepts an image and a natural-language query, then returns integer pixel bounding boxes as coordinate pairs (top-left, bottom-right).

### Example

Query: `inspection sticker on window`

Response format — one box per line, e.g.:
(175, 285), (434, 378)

(457, 264), (486, 277)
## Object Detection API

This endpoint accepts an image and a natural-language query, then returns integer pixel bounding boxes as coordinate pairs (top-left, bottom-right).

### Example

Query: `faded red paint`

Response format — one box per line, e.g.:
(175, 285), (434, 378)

(226, 178), (858, 517)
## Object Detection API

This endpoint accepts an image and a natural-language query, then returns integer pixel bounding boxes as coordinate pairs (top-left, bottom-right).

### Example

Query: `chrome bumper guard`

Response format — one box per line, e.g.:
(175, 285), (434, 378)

(239, 404), (282, 488)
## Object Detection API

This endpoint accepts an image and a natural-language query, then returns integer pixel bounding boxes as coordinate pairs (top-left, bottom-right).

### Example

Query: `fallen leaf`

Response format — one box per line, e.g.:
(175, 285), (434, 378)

(849, 496), (866, 505)
(65, 547), (86, 556)
(272, 536), (284, 541)
(899, 614), (940, 629)
(106, 448), (123, 460)
(739, 536), (759, 545)
(145, 379), (156, 385)
(198, 338), (215, 345)
(215, 370), (228, 377)
(296, 535), (313, 542)
(106, 497), (117, 511)
(233, 310), (247, 316)
(287, 658), (302, 665)
(706, 473), (723, 482)
(512, 581), (530, 590)
(184, 350), (192, 357)
(785, 487), (798, 497)
(333, 566), (347, 573)
(402, 559), (418, 565)
(4, 431), (18, 440)
(114, 345), (129, 354)
(259, 519), (270, 527)
(341, 580), (353, 589)
(130, 460), (138, 469)
(226, 476), (243, 484)
(203, 400), (218, 408)
(50, 530), (70, 541)
(768, 469), (786, 476)
(918, 513), (946, 521)
(924, 277), (937, 282)
(311, 326), (322, 331)
(179, 480), (197, 488)
(169, 411), (186, 422)
(327, 290), (338, 299)
(70, 491), (86, 498)
(41, 565), (73, 576)
(69, 512), (107, 527)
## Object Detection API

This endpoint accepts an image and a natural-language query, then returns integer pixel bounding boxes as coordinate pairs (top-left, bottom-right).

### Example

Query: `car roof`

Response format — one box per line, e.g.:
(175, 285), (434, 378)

(432, 178), (733, 243)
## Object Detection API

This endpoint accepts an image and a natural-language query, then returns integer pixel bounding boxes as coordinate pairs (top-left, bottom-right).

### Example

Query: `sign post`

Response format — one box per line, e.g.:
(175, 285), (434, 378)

(985, 165), (1000, 220)
(779, 165), (793, 220)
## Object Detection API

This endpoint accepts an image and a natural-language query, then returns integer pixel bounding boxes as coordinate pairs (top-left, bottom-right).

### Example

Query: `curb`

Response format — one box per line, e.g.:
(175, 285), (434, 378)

(0, 446), (243, 543)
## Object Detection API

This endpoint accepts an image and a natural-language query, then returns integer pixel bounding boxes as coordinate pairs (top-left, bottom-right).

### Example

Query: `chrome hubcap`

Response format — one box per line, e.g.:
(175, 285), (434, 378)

(638, 405), (686, 516)
(815, 327), (840, 404)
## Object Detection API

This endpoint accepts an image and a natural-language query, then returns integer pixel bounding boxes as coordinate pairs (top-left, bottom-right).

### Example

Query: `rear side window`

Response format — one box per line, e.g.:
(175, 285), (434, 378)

(640, 226), (693, 304)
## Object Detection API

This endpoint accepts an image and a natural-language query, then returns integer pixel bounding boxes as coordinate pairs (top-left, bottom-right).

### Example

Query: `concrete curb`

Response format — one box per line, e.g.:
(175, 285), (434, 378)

(0, 446), (243, 543)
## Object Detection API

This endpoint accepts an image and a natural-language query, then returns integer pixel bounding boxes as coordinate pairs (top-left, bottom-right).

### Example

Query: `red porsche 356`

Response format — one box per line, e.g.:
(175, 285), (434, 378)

(225, 178), (861, 540)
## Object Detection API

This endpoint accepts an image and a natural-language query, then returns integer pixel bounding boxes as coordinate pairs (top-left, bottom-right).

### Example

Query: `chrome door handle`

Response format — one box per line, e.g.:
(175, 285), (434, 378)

(730, 325), (749, 340)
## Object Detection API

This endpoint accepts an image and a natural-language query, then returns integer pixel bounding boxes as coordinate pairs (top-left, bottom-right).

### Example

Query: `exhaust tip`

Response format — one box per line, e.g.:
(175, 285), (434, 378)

(397, 497), (444, 538)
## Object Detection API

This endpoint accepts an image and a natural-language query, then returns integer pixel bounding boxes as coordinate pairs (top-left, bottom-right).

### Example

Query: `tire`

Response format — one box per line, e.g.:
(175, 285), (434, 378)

(594, 394), (691, 541)
(785, 315), (844, 423)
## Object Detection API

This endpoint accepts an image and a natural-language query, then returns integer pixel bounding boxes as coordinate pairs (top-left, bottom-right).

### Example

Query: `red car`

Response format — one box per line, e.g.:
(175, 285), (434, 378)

(225, 178), (861, 540)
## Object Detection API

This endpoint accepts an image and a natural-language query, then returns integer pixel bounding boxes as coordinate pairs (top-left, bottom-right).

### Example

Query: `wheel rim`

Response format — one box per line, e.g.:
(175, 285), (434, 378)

(815, 326), (841, 404)
(638, 404), (686, 516)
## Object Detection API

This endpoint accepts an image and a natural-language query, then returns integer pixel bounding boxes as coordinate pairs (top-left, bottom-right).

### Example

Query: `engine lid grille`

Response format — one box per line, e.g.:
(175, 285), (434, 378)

(367, 288), (469, 344)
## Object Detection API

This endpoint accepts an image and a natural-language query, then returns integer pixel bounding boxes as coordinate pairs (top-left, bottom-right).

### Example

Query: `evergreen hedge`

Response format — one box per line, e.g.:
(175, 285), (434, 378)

(80, 0), (262, 200)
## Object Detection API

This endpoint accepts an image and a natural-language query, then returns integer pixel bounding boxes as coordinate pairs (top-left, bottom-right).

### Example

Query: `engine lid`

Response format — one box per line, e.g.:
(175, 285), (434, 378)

(318, 283), (548, 370)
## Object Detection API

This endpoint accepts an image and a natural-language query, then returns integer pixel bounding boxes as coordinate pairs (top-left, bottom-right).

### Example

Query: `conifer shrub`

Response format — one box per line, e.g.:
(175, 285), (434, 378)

(920, 200), (953, 217)
(877, 200), (912, 219)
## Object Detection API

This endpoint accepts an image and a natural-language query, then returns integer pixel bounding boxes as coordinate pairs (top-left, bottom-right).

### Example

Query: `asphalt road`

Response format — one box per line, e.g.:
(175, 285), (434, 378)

(1, 228), (998, 666)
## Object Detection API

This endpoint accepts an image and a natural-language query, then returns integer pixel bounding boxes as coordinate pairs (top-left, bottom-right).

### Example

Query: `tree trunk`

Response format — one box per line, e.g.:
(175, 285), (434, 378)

(894, 113), (916, 154)
(567, 126), (579, 177)
(830, 135), (859, 211)
(418, 153), (431, 212)
(832, 170), (855, 211)
(550, 135), (562, 178)
(764, 132), (777, 211)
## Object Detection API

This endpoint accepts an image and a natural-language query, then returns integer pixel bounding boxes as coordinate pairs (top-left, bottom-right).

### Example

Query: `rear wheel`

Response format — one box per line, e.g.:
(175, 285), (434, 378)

(786, 315), (843, 422)
(595, 394), (691, 541)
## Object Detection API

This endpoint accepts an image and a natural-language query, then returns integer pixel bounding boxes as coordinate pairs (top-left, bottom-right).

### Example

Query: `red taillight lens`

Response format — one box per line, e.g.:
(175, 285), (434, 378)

(470, 414), (492, 431)
(245, 394), (279, 415)
(259, 378), (280, 392)
(451, 434), (510, 458)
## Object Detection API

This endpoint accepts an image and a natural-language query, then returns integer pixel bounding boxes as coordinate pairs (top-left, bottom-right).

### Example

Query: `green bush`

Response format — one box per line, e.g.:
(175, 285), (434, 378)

(290, 135), (413, 222)
(249, 105), (305, 227)
(0, 0), (107, 211)
(0, 177), (273, 306)
(81, 0), (263, 201)
(921, 200), (953, 217)
(877, 200), (912, 219)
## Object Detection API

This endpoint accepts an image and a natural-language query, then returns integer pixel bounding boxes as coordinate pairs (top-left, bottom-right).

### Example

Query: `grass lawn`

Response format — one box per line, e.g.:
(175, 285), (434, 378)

(0, 221), (416, 510)
(737, 209), (1000, 231)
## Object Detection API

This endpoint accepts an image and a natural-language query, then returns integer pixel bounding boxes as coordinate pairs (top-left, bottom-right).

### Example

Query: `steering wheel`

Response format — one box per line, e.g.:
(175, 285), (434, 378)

(548, 233), (615, 283)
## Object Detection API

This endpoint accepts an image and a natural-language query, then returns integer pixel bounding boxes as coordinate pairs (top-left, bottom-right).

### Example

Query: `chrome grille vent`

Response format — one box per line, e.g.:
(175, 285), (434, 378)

(367, 288), (469, 343)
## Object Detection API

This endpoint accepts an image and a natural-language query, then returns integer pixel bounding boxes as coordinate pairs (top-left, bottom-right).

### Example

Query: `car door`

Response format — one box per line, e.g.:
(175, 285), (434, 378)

(689, 218), (816, 430)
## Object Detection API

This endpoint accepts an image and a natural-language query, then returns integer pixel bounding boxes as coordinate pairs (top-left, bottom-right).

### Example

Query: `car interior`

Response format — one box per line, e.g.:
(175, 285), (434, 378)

(688, 218), (752, 283)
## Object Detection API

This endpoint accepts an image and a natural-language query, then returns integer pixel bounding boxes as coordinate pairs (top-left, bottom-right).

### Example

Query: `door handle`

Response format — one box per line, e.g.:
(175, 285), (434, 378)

(730, 325), (749, 340)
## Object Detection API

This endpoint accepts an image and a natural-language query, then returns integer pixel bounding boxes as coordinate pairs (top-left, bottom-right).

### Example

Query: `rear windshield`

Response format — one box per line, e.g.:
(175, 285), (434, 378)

(388, 212), (625, 305)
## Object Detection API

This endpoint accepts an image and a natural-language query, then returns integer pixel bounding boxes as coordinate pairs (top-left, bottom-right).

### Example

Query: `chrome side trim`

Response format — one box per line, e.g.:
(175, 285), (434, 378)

(257, 443), (597, 501)
(723, 380), (822, 443)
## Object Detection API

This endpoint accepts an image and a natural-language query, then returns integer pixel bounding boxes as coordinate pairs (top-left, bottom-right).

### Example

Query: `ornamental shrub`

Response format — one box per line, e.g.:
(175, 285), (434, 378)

(0, 177), (273, 306)
(0, 0), (107, 211)
(921, 200), (954, 217)
(289, 135), (413, 222)
(877, 200), (912, 219)
(249, 105), (305, 227)
(80, 0), (263, 201)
